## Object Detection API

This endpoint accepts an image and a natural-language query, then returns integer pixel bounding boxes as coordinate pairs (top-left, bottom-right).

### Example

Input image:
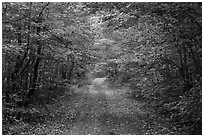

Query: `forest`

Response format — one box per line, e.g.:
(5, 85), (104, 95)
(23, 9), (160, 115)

(2, 2), (202, 135)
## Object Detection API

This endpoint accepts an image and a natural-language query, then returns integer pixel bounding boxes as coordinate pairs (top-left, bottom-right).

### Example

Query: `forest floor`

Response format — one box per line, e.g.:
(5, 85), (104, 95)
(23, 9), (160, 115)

(8, 78), (177, 135)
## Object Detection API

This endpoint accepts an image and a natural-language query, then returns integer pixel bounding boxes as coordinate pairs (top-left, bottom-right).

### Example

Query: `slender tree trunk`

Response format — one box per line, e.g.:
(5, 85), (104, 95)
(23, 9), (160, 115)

(183, 45), (191, 90)
(27, 45), (42, 100)
(27, 13), (42, 101)
(68, 55), (74, 84)
(178, 44), (186, 92)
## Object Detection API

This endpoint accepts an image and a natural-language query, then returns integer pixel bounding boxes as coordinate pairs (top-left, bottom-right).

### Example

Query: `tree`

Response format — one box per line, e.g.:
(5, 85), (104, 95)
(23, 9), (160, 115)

(2, 2), (202, 134)
(85, 2), (202, 134)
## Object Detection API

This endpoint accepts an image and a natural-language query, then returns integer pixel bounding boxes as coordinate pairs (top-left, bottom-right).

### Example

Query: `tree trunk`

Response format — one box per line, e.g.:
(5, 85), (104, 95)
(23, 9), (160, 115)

(178, 44), (186, 92)
(27, 12), (42, 101)
(68, 55), (74, 84)
(27, 45), (42, 100)
(183, 45), (192, 90)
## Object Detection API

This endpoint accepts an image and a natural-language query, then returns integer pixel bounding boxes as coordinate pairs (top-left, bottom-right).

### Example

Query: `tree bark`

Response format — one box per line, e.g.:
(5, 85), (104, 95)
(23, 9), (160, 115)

(27, 10), (42, 101)
(68, 55), (74, 84)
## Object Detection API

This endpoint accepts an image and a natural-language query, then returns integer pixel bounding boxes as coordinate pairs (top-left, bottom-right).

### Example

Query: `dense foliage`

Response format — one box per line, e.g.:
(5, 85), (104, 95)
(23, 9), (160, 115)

(87, 2), (202, 134)
(2, 2), (97, 133)
(2, 2), (202, 135)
